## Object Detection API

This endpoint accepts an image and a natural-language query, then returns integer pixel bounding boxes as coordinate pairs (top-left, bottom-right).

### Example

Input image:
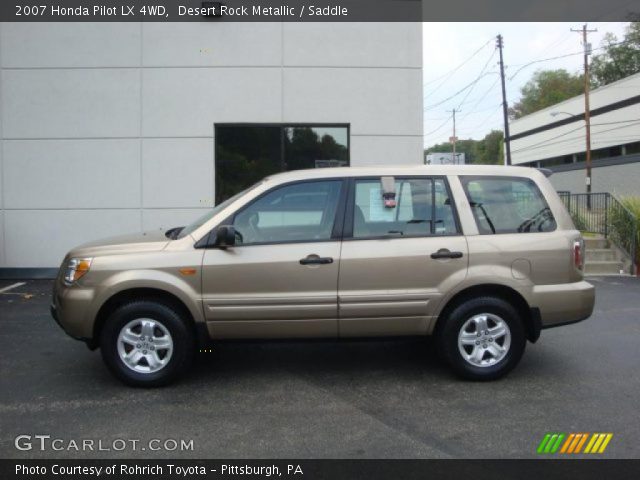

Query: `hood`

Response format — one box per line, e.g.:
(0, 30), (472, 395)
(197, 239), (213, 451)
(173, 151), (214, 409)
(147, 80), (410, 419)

(68, 230), (170, 258)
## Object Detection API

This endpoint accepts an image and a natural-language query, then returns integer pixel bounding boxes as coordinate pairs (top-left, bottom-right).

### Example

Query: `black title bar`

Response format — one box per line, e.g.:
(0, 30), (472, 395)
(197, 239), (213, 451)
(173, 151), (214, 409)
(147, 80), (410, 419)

(1, 0), (639, 22)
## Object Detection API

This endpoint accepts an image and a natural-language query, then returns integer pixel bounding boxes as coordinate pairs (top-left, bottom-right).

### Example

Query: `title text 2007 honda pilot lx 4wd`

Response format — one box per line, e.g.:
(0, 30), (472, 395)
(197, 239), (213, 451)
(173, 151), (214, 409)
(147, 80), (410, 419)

(51, 165), (594, 386)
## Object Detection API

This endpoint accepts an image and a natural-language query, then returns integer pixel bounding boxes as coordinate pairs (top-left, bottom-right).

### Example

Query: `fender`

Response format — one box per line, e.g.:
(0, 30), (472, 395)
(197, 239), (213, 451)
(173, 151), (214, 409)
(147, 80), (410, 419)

(88, 269), (205, 328)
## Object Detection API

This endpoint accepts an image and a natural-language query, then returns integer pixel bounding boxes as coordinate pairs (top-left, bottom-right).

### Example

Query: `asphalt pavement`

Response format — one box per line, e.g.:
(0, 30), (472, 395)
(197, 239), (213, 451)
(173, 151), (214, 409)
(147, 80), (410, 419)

(0, 277), (638, 459)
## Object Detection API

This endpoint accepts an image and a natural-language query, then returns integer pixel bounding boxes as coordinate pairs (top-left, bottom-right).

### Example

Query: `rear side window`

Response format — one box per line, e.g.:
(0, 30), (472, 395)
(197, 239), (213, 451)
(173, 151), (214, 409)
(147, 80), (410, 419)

(461, 176), (556, 234)
(353, 177), (459, 238)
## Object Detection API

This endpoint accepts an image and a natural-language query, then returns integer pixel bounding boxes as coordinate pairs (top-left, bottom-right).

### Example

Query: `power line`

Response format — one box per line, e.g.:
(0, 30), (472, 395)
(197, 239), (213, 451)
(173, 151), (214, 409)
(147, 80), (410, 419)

(507, 38), (635, 81)
(511, 120), (640, 154)
(424, 71), (499, 111)
(512, 117), (640, 154)
(536, 31), (574, 58)
(458, 78), (500, 115)
(511, 125), (585, 152)
(455, 48), (497, 111)
(423, 37), (494, 89)
(455, 103), (503, 137)
(424, 113), (453, 136)
(591, 118), (640, 126)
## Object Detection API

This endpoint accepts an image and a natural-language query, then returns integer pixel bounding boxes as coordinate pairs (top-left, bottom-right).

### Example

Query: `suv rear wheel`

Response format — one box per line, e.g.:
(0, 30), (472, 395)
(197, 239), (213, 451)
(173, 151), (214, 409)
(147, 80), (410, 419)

(100, 300), (195, 387)
(437, 296), (526, 381)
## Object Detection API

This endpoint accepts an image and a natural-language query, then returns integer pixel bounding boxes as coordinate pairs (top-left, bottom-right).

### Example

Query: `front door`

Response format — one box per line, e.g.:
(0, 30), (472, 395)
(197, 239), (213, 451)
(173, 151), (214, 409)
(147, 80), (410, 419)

(202, 179), (346, 339)
(338, 176), (468, 336)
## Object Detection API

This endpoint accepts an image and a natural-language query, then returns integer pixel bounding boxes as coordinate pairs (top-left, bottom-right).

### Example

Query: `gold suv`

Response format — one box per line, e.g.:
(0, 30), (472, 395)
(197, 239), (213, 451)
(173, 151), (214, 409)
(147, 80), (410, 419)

(51, 165), (594, 386)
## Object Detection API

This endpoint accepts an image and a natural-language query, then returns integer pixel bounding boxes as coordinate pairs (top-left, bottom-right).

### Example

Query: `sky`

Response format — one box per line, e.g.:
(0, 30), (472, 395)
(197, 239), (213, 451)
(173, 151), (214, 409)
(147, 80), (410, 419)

(422, 22), (631, 148)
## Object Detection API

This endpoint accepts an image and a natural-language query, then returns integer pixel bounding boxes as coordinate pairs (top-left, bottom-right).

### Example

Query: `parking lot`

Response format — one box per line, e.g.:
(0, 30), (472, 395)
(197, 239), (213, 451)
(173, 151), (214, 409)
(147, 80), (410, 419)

(0, 276), (638, 459)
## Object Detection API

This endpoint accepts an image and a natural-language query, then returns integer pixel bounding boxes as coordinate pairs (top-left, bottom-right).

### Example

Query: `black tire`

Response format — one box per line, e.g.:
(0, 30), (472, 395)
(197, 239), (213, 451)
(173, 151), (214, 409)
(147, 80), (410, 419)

(100, 300), (195, 387)
(436, 296), (526, 381)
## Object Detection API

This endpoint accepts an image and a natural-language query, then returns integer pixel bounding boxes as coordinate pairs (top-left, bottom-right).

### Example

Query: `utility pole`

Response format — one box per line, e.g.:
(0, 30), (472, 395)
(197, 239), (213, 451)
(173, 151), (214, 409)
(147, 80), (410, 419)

(447, 108), (459, 164)
(571, 24), (597, 203)
(496, 34), (511, 166)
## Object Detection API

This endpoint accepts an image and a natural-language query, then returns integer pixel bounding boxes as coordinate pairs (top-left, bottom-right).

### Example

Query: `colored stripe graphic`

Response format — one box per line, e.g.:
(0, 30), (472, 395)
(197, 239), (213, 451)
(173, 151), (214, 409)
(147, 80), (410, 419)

(538, 433), (565, 454)
(598, 434), (613, 453)
(538, 433), (613, 454)
(584, 433), (598, 453)
(560, 433), (575, 453)
(537, 434), (552, 454)
(574, 433), (589, 453)
(550, 434), (565, 453)
(585, 433), (613, 454)
(567, 433), (583, 453)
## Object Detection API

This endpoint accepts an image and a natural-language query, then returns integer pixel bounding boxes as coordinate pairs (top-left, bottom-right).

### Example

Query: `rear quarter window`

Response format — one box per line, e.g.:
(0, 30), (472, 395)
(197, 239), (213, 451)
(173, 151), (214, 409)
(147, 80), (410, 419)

(461, 176), (556, 234)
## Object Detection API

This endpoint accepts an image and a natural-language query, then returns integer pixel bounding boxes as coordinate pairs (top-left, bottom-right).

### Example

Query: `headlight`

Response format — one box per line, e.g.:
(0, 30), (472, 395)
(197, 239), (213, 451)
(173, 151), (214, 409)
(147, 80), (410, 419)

(63, 258), (92, 285)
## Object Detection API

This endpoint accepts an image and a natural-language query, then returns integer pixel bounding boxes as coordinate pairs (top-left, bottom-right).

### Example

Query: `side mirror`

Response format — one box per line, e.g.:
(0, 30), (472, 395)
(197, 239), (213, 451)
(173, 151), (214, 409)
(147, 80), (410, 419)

(214, 225), (236, 248)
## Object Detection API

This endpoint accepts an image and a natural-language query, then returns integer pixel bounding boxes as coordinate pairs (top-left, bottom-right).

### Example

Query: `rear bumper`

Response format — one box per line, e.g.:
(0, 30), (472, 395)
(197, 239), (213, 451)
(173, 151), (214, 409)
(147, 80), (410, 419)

(529, 280), (595, 329)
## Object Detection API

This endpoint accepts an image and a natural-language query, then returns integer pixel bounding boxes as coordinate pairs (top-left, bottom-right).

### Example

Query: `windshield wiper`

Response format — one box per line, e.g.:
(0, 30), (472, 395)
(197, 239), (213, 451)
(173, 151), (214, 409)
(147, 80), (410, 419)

(517, 207), (551, 233)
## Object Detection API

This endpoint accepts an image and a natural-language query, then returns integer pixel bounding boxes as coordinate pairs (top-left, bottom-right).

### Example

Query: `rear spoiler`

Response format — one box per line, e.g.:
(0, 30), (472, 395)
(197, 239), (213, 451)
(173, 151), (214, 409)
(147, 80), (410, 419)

(537, 168), (553, 178)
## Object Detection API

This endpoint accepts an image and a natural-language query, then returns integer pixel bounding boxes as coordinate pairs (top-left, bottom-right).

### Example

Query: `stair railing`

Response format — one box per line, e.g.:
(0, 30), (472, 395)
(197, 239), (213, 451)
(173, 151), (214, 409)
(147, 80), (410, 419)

(558, 192), (637, 275)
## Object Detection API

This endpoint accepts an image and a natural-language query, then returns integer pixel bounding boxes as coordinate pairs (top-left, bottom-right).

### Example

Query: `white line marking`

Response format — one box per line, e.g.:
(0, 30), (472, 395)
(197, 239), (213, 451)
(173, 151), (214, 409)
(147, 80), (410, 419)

(0, 282), (26, 294)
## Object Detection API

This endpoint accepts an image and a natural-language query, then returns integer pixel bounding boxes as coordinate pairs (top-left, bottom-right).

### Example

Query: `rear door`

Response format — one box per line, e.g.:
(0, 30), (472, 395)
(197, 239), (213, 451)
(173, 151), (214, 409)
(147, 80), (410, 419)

(337, 176), (468, 337)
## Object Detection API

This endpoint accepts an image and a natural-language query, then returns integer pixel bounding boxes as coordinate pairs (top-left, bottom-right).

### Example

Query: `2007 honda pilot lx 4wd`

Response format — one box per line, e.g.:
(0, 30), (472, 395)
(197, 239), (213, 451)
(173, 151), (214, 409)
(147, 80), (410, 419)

(52, 165), (594, 386)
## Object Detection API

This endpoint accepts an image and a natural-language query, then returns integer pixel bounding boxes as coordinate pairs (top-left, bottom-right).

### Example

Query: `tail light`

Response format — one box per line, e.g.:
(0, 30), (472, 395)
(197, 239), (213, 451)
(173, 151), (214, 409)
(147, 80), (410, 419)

(573, 239), (584, 270)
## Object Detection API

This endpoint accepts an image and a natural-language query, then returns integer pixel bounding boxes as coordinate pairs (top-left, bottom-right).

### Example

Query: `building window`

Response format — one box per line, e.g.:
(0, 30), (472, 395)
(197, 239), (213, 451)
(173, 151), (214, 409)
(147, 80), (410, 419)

(624, 141), (640, 155)
(215, 124), (349, 204)
(538, 155), (573, 167)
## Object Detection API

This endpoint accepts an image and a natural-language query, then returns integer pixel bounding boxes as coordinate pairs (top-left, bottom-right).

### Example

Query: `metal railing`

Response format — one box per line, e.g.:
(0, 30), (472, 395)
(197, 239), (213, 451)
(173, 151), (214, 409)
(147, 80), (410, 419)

(558, 192), (638, 274)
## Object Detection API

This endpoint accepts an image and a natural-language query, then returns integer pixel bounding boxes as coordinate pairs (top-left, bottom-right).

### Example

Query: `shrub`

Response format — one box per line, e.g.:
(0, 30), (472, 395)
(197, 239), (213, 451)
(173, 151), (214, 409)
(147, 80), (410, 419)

(609, 196), (640, 263)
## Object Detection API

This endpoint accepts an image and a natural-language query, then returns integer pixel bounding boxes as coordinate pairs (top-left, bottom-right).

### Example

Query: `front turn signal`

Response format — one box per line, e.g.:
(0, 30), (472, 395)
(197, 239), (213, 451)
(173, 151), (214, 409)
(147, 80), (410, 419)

(64, 258), (92, 285)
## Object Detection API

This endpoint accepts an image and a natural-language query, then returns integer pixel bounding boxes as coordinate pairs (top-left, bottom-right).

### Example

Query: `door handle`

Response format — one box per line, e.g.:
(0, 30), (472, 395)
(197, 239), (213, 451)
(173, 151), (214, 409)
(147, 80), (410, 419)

(299, 254), (334, 265)
(430, 249), (463, 259)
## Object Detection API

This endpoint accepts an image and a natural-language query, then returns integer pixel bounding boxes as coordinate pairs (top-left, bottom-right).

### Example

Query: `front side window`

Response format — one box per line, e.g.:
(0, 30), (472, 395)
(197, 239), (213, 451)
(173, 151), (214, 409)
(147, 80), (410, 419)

(233, 180), (343, 245)
(461, 176), (556, 234)
(352, 177), (458, 239)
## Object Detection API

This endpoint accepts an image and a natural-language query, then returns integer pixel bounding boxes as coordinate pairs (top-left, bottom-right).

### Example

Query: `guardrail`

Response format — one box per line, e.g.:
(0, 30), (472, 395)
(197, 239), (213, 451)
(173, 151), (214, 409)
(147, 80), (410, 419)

(558, 192), (637, 275)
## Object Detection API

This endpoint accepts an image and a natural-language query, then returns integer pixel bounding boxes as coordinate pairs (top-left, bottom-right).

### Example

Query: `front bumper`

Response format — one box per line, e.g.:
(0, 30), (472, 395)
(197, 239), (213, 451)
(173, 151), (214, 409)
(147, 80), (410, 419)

(51, 278), (97, 346)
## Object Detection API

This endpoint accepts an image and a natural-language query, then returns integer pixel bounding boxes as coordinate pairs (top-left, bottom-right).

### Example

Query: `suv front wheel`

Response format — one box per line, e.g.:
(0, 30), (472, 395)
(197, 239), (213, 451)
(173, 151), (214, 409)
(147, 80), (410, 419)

(100, 300), (195, 387)
(437, 296), (526, 381)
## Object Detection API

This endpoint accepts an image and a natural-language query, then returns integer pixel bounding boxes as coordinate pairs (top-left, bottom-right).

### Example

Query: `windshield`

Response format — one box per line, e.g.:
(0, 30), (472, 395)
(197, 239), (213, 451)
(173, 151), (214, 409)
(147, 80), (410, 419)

(177, 182), (262, 239)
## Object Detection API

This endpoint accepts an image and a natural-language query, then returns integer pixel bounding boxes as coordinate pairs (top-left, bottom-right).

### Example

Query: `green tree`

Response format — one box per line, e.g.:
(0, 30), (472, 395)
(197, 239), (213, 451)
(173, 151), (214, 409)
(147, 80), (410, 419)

(423, 130), (504, 165)
(591, 22), (640, 87)
(475, 130), (504, 165)
(509, 69), (584, 119)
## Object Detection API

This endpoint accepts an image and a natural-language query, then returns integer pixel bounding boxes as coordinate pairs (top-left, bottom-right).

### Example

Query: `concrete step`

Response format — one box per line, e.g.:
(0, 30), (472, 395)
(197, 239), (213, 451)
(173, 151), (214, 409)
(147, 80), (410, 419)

(585, 248), (617, 261)
(584, 237), (608, 249)
(584, 260), (624, 275)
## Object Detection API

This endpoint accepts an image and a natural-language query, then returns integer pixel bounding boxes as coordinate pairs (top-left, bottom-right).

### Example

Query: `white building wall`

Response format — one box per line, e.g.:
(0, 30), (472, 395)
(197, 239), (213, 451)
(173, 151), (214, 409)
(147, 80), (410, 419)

(549, 160), (640, 197)
(0, 22), (423, 269)
(509, 72), (640, 165)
